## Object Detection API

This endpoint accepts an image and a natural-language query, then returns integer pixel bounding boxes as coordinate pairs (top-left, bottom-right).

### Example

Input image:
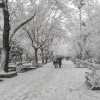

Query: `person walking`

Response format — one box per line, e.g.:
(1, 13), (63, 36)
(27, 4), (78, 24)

(57, 57), (62, 68)
(53, 55), (57, 68)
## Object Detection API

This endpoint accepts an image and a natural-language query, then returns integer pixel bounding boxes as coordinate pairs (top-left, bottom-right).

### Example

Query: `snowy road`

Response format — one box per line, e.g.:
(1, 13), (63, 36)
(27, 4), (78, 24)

(0, 60), (100, 100)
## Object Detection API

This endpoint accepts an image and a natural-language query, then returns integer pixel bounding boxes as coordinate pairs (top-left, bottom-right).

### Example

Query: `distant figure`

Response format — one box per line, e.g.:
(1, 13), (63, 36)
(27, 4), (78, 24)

(12, 58), (16, 64)
(53, 55), (57, 68)
(57, 57), (62, 68)
(52, 56), (55, 58)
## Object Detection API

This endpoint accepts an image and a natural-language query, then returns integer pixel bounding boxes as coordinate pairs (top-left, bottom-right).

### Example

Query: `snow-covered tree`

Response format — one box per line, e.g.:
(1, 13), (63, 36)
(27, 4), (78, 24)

(0, 0), (36, 73)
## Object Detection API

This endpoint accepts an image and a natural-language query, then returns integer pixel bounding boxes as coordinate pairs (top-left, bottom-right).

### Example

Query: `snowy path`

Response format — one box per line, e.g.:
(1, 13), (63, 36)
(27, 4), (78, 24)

(0, 60), (100, 100)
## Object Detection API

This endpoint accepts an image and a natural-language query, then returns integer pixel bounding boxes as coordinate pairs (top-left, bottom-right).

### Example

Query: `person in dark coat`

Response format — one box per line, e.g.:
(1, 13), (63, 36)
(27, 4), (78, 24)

(57, 57), (62, 68)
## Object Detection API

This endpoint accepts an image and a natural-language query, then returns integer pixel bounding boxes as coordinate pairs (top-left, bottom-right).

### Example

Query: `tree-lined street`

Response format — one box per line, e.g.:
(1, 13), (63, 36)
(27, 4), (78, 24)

(0, 60), (100, 100)
(1, 0), (100, 99)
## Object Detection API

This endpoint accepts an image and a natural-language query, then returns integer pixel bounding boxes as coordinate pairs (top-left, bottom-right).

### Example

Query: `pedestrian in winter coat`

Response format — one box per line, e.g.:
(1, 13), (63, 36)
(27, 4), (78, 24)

(57, 57), (62, 68)
(53, 56), (58, 68)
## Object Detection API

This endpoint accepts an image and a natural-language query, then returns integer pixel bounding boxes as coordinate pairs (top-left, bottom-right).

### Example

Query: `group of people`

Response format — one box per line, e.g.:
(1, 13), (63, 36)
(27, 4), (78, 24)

(53, 55), (62, 68)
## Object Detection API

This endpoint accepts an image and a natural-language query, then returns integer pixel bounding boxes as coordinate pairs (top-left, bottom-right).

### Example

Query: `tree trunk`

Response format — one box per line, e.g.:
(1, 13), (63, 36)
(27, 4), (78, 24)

(45, 55), (47, 63)
(78, 42), (82, 59)
(20, 54), (23, 65)
(41, 49), (44, 63)
(51, 51), (53, 61)
(26, 53), (28, 64)
(85, 50), (90, 59)
(35, 49), (38, 63)
(0, 0), (10, 73)
(45, 50), (48, 64)
(79, 8), (82, 33)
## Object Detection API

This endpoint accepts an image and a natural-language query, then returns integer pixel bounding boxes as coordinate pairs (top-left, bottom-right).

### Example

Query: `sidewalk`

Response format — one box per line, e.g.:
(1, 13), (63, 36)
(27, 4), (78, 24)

(0, 60), (100, 100)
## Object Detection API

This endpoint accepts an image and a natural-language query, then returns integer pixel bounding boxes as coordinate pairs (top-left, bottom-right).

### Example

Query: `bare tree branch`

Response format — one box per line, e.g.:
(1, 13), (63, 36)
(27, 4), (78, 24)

(23, 27), (34, 44)
(10, 11), (36, 41)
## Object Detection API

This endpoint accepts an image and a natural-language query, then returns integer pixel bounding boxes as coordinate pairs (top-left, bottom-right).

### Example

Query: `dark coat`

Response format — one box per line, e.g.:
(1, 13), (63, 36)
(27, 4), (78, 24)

(57, 58), (62, 65)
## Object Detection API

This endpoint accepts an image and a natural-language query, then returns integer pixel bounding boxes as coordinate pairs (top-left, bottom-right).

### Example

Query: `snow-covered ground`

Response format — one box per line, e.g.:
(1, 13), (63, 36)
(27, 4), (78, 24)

(0, 60), (100, 100)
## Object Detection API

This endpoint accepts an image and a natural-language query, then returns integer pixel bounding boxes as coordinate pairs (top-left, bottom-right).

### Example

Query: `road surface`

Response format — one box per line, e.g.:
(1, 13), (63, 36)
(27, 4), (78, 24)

(0, 60), (100, 100)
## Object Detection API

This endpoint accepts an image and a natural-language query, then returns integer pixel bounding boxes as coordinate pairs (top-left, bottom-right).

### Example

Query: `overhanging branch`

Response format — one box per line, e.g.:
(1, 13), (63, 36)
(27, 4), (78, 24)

(10, 12), (36, 42)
